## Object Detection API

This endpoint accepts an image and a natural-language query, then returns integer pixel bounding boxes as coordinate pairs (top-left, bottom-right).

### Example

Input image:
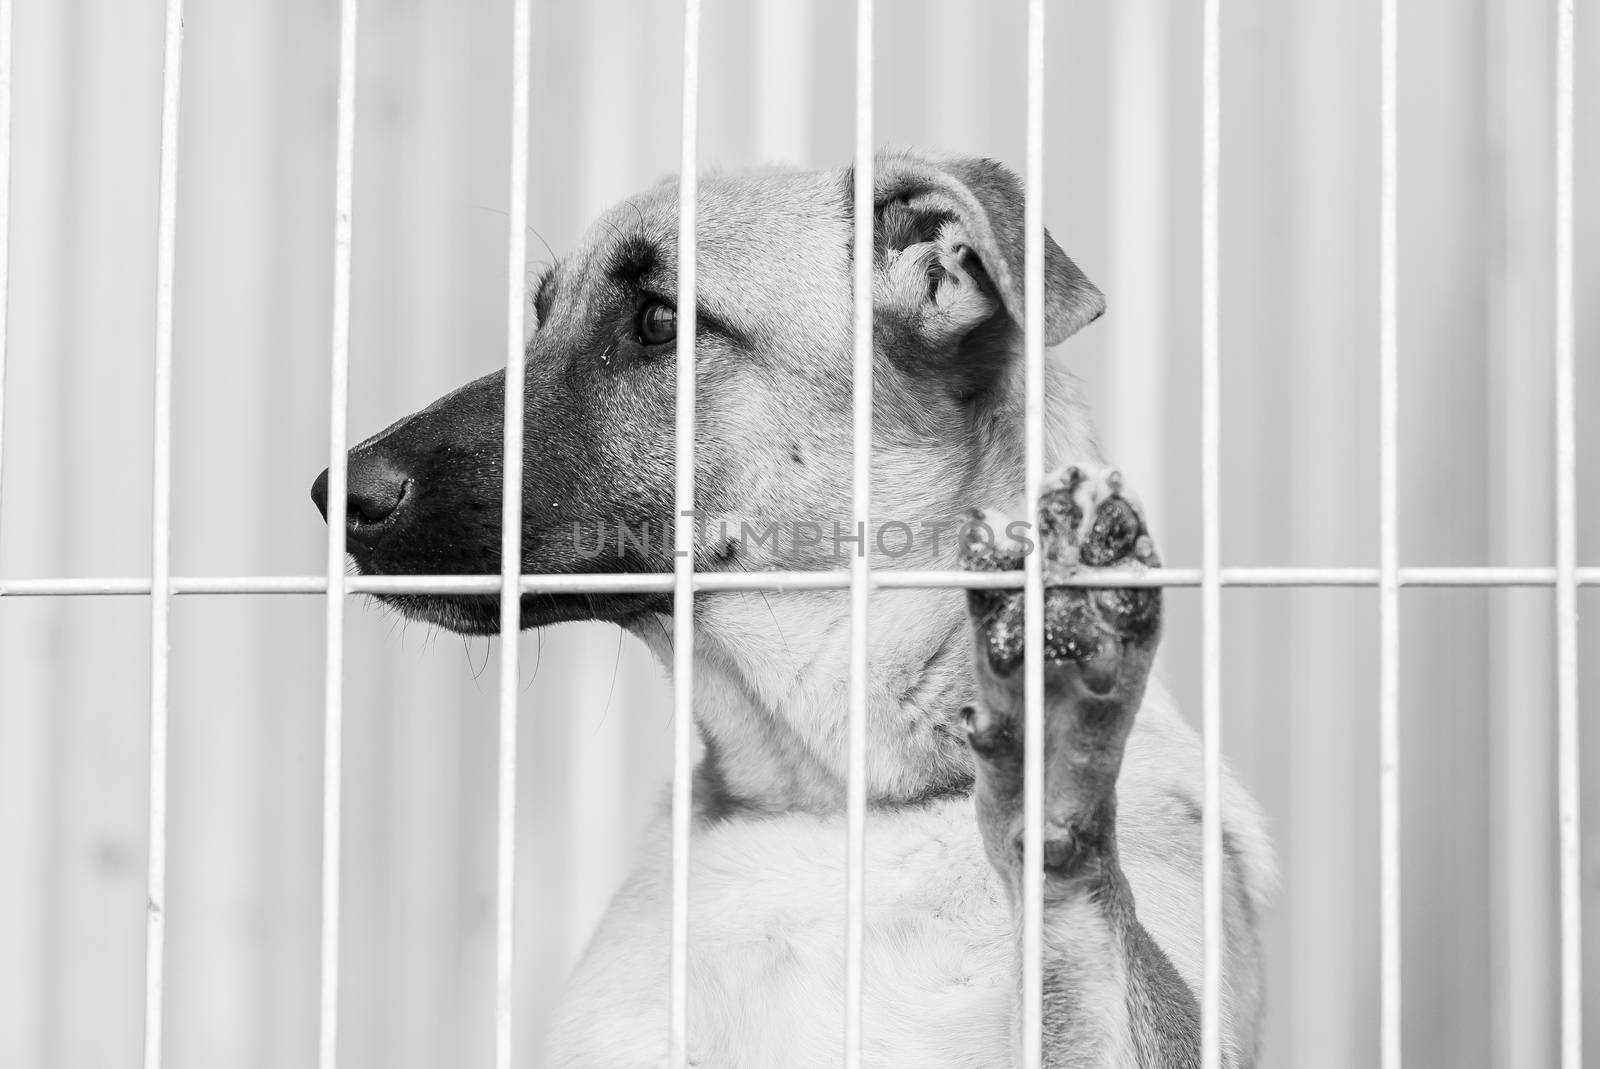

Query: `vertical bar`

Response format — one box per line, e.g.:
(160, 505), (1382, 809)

(1198, 0), (1223, 1065)
(0, 0), (11, 527)
(1021, 2), (1046, 1066)
(497, 2), (532, 1068)
(1553, 1), (1582, 1065)
(845, 1), (873, 1066)
(318, 2), (358, 1068)
(670, 3), (702, 1067)
(144, 3), (185, 1068)
(1378, 0), (1402, 1065)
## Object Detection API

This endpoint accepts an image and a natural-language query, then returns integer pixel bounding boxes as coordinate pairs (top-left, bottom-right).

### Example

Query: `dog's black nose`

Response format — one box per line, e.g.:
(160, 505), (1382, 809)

(311, 455), (411, 542)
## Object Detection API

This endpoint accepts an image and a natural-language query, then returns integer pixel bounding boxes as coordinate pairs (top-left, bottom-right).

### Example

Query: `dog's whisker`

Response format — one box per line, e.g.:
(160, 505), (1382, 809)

(594, 627), (625, 731)
(519, 631), (544, 695)
(469, 202), (557, 266)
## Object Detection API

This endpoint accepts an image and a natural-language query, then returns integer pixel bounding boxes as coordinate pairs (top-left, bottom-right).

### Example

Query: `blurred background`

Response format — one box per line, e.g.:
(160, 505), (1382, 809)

(1, 0), (1598, 1066)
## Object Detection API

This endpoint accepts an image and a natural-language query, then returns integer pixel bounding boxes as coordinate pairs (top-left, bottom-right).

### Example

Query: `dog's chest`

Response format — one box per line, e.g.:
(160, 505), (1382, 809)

(546, 797), (1018, 1069)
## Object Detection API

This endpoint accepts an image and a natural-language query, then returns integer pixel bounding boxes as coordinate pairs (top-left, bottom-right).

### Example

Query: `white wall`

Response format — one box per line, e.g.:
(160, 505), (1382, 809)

(0, 1), (1597, 1066)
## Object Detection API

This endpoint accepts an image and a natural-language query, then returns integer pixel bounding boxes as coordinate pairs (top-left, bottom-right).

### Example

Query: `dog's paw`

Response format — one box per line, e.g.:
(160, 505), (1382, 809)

(960, 465), (1161, 692)
(959, 465), (1165, 881)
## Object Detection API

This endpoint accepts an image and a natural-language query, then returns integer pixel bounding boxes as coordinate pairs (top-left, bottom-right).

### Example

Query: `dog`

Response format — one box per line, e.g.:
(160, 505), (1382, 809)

(311, 150), (1274, 1068)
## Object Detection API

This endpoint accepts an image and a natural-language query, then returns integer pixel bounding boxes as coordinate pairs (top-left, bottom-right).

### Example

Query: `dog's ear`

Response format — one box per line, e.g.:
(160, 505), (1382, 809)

(869, 153), (1104, 363)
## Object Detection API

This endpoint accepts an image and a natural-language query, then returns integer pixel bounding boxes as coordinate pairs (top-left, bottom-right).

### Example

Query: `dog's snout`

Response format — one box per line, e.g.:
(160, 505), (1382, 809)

(310, 454), (412, 543)
(310, 468), (331, 519)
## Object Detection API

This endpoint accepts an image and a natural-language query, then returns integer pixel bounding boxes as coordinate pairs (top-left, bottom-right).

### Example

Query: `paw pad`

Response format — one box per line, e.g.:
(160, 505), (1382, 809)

(961, 465), (1162, 678)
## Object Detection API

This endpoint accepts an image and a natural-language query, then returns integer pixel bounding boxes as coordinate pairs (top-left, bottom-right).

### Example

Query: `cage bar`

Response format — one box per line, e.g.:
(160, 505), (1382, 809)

(1020, 2), (1048, 1066)
(143, 4), (185, 1068)
(6, 566), (1600, 601)
(496, 3), (532, 1068)
(319, 0), (356, 1058)
(670, 4), (702, 1066)
(317, 3), (358, 1068)
(1199, 0), (1223, 1065)
(1553, 1), (1581, 1065)
(844, 0), (873, 1065)
(0, 0), (11, 527)
(1378, 0), (1401, 1064)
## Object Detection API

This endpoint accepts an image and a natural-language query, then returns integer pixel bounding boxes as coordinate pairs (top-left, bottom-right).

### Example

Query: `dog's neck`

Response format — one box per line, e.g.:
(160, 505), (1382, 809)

(630, 359), (1105, 815)
(636, 587), (979, 814)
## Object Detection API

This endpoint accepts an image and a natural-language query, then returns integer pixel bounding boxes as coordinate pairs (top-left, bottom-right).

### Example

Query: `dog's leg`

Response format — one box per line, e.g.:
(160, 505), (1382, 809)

(962, 467), (1202, 1069)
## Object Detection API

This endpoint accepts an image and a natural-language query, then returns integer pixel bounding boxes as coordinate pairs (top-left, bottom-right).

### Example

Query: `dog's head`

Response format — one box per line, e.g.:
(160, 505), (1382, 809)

(311, 151), (1104, 635)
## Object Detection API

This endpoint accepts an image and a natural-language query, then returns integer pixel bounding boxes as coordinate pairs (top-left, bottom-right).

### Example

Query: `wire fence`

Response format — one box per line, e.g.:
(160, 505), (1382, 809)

(0, 1), (1586, 1067)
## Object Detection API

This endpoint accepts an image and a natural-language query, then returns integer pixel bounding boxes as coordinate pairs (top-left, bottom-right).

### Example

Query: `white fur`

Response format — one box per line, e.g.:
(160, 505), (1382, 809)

(545, 674), (1271, 1068)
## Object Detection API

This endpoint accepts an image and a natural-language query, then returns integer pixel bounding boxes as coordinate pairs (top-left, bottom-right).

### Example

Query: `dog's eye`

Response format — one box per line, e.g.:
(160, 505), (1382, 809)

(635, 300), (677, 346)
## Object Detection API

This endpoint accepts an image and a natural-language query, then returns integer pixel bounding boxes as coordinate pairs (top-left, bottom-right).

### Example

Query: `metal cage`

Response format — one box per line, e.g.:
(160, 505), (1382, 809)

(0, 2), (1586, 1068)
